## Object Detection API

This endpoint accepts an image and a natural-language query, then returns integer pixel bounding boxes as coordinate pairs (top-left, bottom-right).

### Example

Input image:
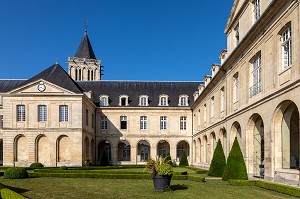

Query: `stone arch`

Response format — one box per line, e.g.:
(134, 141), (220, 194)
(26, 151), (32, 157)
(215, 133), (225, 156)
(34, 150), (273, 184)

(157, 140), (170, 158)
(98, 140), (111, 163)
(57, 135), (71, 164)
(118, 140), (131, 161)
(230, 121), (242, 150)
(14, 135), (28, 165)
(91, 138), (95, 162)
(247, 113), (264, 178)
(176, 140), (189, 161)
(84, 136), (90, 159)
(137, 140), (150, 162)
(203, 135), (208, 163)
(219, 128), (227, 156)
(273, 100), (299, 170)
(209, 132), (216, 163)
(36, 134), (50, 166)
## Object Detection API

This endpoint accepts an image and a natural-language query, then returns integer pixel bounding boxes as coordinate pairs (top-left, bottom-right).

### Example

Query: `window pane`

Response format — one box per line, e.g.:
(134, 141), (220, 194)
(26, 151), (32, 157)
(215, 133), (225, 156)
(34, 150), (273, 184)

(38, 105), (47, 122)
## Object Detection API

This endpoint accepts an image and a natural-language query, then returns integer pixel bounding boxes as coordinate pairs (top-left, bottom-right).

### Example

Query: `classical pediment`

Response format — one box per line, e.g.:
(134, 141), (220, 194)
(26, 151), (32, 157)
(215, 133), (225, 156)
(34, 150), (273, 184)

(225, 0), (247, 34)
(8, 79), (76, 95)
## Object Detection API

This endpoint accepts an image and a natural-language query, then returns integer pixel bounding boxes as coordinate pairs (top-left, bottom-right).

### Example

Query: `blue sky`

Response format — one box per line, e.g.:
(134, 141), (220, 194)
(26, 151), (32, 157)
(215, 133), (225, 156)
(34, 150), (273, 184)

(0, 0), (233, 81)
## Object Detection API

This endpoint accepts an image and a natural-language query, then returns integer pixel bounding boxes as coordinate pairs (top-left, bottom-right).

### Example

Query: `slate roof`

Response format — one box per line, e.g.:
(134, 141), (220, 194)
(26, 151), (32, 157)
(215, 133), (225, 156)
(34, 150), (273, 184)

(74, 31), (96, 59)
(19, 64), (83, 93)
(0, 80), (26, 92)
(77, 81), (201, 107)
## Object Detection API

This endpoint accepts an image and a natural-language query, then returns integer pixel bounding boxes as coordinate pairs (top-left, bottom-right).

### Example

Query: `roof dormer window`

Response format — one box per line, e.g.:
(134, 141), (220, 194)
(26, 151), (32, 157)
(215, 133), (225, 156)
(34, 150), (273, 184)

(119, 95), (129, 106)
(179, 95), (189, 106)
(159, 95), (169, 106)
(100, 95), (109, 106)
(139, 95), (149, 106)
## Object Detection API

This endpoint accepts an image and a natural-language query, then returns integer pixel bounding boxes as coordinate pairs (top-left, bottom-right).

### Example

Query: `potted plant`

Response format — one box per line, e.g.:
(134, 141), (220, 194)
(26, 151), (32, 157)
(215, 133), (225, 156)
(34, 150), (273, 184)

(146, 156), (173, 191)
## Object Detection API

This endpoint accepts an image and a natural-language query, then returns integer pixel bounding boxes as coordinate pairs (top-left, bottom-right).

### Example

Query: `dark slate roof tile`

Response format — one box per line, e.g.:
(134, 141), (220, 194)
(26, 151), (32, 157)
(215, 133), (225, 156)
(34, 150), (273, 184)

(74, 31), (96, 59)
(0, 80), (26, 92)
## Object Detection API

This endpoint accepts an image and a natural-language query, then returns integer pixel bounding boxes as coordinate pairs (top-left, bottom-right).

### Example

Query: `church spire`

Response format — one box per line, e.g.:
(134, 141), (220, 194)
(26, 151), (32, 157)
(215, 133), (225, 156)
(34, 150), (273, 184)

(74, 31), (96, 59)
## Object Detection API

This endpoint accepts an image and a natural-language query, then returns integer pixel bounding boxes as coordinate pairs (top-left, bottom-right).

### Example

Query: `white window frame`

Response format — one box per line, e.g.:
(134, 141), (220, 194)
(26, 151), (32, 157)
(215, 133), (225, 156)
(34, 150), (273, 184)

(100, 116), (108, 130)
(119, 95), (129, 106)
(160, 116), (167, 130)
(100, 95), (109, 106)
(140, 116), (147, 130)
(282, 26), (292, 69)
(233, 73), (239, 103)
(139, 95), (149, 106)
(253, 0), (260, 22)
(250, 55), (262, 97)
(59, 105), (68, 122)
(17, 105), (25, 122)
(178, 95), (189, 106)
(180, 116), (187, 131)
(120, 116), (127, 129)
(211, 97), (214, 118)
(38, 105), (47, 122)
(159, 95), (169, 106)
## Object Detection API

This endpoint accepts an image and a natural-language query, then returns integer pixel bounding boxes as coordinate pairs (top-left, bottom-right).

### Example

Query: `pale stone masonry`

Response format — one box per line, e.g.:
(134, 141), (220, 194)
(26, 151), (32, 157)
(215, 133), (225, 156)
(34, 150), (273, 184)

(0, 0), (300, 186)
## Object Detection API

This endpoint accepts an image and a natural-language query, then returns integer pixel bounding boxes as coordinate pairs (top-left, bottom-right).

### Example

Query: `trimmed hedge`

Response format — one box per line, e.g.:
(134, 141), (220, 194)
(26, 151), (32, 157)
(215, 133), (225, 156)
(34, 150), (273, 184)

(4, 168), (28, 179)
(179, 151), (189, 166)
(0, 183), (27, 199)
(186, 166), (208, 174)
(222, 137), (248, 181)
(208, 139), (226, 177)
(29, 162), (44, 169)
(228, 179), (300, 198)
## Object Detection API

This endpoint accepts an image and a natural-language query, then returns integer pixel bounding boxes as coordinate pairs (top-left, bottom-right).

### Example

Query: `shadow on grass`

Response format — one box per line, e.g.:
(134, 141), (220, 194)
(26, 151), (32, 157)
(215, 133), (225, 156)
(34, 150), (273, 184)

(169, 184), (188, 191)
(4, 185), (29, 194)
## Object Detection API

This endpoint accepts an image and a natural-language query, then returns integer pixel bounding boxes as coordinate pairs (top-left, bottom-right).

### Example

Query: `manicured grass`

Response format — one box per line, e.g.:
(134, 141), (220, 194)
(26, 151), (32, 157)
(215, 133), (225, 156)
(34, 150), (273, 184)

(0, 177), (297, 199)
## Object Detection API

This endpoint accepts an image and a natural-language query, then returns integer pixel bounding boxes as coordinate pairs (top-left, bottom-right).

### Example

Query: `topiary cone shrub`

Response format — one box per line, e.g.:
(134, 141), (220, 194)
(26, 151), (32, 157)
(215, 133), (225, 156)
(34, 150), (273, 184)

(208, 139), (226, 177)
(222, 137), (248, 181)
(179, 151), (189, 167)
(4, 168), (29, 179)
(30, 162), (44, 169)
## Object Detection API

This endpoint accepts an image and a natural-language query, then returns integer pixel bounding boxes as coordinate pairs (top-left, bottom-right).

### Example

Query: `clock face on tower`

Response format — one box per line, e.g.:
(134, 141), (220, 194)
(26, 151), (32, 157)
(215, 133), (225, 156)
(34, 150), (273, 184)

(37, 83), (46, 92)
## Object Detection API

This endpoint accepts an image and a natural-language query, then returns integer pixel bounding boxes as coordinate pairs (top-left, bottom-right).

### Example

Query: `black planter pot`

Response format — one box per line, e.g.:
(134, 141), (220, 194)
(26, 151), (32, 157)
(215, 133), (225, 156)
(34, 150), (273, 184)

(152, 174), (172, 192)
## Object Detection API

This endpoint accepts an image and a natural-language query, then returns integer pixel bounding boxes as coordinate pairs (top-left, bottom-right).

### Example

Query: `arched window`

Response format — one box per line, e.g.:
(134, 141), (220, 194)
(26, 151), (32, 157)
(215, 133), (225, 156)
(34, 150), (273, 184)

(100, 95), (109, 106)
(119, 95), (129, 106)
(179, 95), (189, 106)
(159, 94), (169, 106)
(139, 95), (149, 106)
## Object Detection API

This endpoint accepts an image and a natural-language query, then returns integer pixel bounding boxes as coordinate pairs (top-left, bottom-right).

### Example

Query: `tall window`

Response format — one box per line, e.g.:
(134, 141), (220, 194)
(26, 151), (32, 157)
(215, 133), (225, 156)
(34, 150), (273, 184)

(120, 116), (127, 129)
(140, 116), (147, 130)
(250, 55), (262, 97)
(180, 116), (187, 130)
(86, 109), (88, 125)
(59, 105), (68, 122)
(100, 116), (108, 130)
(17, 105), (25, 122)
(282, 26), (292, 69)
(139, 95), (148, 106)
(160, 116), (167, 130)
(233, 73), (239, 103)
(38, 105), (47, 122)
(100, 96), (109, 106)
(204, 104), (207, 123)
(220, 87), (225, 112)
(235, 24), (240, 46)
(211, 97), (214, 118)
(254, 0), (260, 22)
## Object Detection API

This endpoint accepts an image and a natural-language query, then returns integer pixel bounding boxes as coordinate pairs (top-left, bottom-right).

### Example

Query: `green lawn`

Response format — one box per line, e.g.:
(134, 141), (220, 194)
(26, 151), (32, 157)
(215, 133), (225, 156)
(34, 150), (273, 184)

(0, 177), (297, 199)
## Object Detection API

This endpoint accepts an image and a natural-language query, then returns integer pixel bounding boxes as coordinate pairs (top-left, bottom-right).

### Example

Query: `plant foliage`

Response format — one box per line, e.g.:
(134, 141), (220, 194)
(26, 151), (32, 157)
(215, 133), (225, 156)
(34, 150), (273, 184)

(146, 156), (173, 176)
(208, 139), (226, 177)
(4, 168), (29, 179)
(30, 162), (44, 169)
(222, 137), (248, 181)
(179, 151), (189, 166)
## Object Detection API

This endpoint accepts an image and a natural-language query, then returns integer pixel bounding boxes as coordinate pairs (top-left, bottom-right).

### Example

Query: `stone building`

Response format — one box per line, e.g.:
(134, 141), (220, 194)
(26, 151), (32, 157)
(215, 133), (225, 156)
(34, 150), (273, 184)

(192, 0), (300, 185)
(0, 0), (299, 186)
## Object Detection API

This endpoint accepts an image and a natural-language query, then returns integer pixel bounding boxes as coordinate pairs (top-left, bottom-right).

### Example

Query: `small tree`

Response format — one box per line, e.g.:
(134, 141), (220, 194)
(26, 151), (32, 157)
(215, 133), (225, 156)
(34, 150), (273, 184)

(222, 137), (248, 181)
(208, 139), (226, 177)
(179, 151), (189, 166)
(165, 153), (172, 166)
(100, 151), (109, 166)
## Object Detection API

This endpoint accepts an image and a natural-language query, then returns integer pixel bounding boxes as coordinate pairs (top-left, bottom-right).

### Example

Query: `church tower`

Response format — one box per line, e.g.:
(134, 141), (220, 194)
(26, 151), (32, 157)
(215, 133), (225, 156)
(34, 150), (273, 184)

(68, 31), (103, 81)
